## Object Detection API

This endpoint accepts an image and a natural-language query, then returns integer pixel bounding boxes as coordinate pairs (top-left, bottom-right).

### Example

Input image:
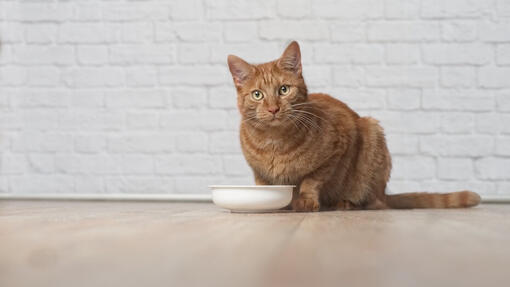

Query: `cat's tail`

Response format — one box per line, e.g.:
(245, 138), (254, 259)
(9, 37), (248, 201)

(385, 190), (481, 209)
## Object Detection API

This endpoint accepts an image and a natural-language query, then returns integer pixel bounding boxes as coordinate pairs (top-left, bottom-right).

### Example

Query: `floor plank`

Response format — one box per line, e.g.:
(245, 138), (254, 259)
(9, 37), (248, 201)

(0, 201), (509, 287)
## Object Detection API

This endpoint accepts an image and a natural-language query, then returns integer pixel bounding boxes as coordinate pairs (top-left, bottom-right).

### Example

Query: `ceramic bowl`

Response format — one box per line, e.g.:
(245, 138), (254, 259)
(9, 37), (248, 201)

(209, 185), (294, 212)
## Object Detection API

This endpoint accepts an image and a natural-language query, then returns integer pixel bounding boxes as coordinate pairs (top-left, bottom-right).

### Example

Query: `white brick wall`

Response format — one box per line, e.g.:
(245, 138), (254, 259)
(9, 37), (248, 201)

(0, 0), (509, 196)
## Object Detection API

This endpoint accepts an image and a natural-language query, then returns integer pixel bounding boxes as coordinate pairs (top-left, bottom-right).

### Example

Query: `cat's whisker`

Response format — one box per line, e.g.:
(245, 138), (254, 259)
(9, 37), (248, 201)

(290, 109), (327, 122)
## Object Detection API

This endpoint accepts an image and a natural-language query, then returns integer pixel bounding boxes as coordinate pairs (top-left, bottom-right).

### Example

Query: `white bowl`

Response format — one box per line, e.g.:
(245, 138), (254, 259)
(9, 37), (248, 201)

(209, 185), (294, 212)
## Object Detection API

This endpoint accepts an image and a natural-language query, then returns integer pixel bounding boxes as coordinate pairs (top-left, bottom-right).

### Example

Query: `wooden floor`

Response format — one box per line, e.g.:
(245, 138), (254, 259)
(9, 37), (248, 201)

(1, 201), (509, 287)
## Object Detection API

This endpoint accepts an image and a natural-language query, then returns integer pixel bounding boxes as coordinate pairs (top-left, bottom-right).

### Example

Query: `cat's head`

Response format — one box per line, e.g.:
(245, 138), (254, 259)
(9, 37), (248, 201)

(227, 41), (308, 128)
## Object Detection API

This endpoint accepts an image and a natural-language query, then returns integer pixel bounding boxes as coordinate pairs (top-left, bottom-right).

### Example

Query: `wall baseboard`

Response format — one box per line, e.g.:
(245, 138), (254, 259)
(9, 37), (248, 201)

(0, 193), (509, 203)
(0, 193), (213, 202)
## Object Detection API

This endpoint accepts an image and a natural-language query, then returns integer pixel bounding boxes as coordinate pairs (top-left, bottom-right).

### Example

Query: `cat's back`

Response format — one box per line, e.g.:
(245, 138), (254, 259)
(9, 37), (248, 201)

(308, 93), (359, 128)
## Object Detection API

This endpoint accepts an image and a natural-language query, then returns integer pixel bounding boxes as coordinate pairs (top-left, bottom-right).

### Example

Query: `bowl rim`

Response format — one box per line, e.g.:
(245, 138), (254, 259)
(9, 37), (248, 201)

(208, 185), (295, 188)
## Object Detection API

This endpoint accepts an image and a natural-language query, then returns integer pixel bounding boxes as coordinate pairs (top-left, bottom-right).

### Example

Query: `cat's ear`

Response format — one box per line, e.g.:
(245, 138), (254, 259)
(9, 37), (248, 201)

(227, 55), (254, 88)
(278, 41), (302, 74)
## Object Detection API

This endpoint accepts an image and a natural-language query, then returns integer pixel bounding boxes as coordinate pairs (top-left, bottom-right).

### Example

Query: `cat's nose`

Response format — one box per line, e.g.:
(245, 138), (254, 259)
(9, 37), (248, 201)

(267, 106), (280, 115)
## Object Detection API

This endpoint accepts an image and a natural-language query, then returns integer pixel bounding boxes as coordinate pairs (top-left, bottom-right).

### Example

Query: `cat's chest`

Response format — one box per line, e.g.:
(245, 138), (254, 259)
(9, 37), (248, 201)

(241, 137), (317, 184)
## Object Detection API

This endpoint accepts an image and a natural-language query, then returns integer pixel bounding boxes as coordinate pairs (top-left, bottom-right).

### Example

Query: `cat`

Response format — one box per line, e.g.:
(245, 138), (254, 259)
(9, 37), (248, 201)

(227, 41), (481, 212)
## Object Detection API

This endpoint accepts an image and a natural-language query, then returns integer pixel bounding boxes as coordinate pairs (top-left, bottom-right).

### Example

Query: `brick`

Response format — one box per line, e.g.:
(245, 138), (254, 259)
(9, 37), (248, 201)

(12, 132), (73, 152)
(495, 137), (510, 155)
(496, 91), (510, 111)
(260, 21), (329, 40)
(303, 66), (332, 88)
(0, 67), (27, 86)
(2, 2), (73, 21)
(209, 43), (280, 64)
(109, 45), (176, 65)
(125, 67), (158, 87)
(12, 46), (74, 65)
(441, 21), (477, 42)
(74, 3), (102, 21)
(0, 22), (24, 43)
(423, 44), (491, 65)
(58, 23), (119, 44)
(440, 67), (476, 88)
(223, 155), (251, 175)
(384, 0), (420, 19)
(62, 67), (124, 88)
(497, 0), (510, 17)
(365, 67), (437, 88)
(315, 44), (384, 64)
(421, 0), (493, 19)
(24, 24), (57, 44)
(155, 23), (177, 42)
(386, 134), (419, 155)
(27, 67), (61, 87)
(497, 44), (510, 65)
(312, 0), (383, 19)
(76, 176), (104, 194)
(475, 113), (508, 134)
(155, 155), (222, 175)
(209, 131), (242, 154)
(476, 158), (510, 180)
(121, 22), (153, 43)
(386, 89), (421, 110)
(74, 134), (106, 153)
(171, 0), (202, 20)
(107, 134), (174, 153)
(28, 154), (55, 174)
(374, 111), (440, 133)
(127, 112), (160, 130)
(277, 0), (311, 18)
(420, 135), (494, 156)
(175, 23), (222, 42)
(178, 44), (210, 64)
(440, 112), (474, 134)
(205, 0), (275, 20)
(171, 87), (207, 108)
(105, 89), (166, 108)
(333, 89), (386, 110)
(159, 66), (230, 86)
(479, 22), (510, 42)
(175, 132), (208, 152)
(422, 89), (494, 111)
(70, 90), (104, 108)
(174, 176), (218, 194)
(11, 110), (59, 130)
(332, 67), (364, 87)
(208, 86), (238, 109)
(437, 158), (473, 180)
(58, 111), (124, 131)
(224, 22), (258, 43)
(160, 110), (228, 131)
(56, 154), (153, 175)
(0, 154), (28, 174)
(331, 22), (366, 42)
(106, 176), (173, 194)
(391, 156), (436, 180)
(77, 45), (109, 65)
(368, 22), (439, 41)
(479, 67), (510, 88)
(102, 3), (169, 21)
(385, 44), (419, 65)
(9, 175), (74, 194)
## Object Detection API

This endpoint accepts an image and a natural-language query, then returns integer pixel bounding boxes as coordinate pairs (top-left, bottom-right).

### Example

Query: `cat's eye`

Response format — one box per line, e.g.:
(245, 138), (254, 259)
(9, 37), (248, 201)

(279, 85), (290, 96)
(251, 90), (264, 101)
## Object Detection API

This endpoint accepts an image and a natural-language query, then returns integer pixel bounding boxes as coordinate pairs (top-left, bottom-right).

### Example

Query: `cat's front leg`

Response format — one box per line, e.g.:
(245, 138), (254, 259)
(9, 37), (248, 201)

(292, 178), (322, 212)
(253, 172), (269, 185)
(292, 161), (339, 212)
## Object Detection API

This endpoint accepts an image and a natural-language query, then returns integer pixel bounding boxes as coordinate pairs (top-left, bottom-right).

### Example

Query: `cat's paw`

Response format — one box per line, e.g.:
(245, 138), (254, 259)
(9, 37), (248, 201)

(293, 197), (320, 212)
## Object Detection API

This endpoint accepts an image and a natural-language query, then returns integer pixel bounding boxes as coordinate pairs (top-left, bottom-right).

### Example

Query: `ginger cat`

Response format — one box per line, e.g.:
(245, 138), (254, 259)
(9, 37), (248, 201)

(227, 41), (480, 212)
